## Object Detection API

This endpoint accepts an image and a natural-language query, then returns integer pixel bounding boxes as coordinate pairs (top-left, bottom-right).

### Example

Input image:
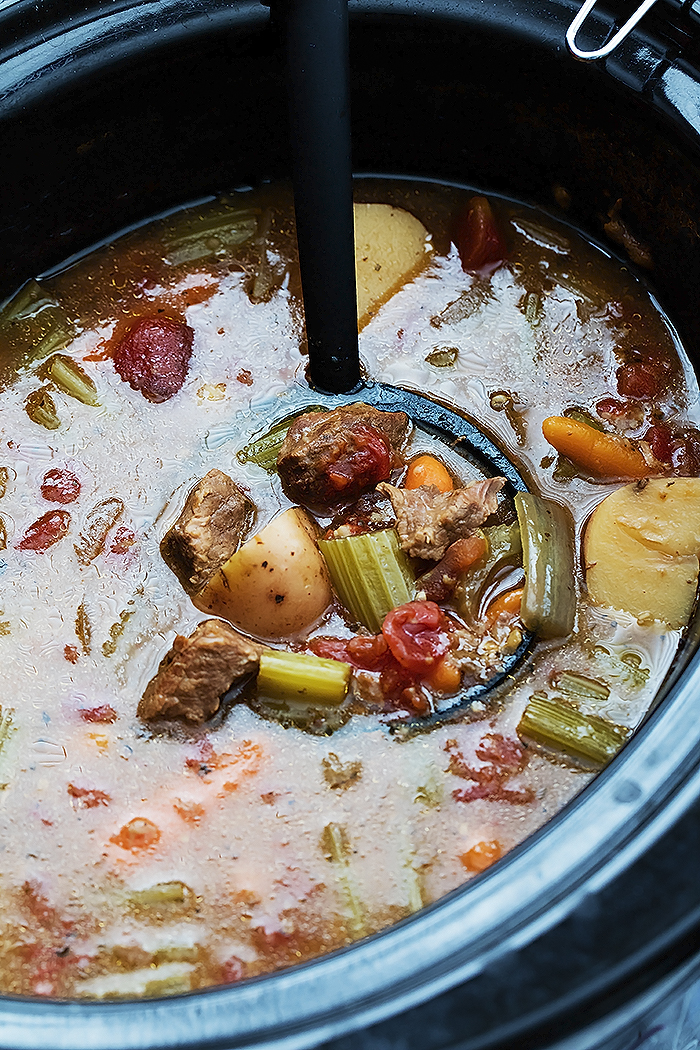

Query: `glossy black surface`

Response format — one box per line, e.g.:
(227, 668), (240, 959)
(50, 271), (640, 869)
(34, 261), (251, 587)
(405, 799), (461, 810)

(2, 1), (700, 1047)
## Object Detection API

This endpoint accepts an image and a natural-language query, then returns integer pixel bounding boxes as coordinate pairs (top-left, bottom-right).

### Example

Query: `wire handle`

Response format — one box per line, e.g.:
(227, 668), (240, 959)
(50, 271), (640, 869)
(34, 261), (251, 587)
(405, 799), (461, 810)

(566, 0), (661, 59)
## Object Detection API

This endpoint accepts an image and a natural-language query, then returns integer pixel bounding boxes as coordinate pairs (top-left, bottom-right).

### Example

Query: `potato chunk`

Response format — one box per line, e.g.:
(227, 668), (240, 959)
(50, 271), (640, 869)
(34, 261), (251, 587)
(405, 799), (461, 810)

(192, 507), (332, 639)
(584, 478), (700, 628)
(354, 204), (431, 329)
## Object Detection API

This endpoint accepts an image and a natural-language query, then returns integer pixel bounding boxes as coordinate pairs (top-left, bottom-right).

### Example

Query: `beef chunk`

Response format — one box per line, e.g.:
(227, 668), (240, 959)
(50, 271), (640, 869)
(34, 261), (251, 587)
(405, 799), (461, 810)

(378, 477), (505, 559)
(277, 403), (410, 508)
(138, 619), (263, 724)
(161, 470), (254, 594)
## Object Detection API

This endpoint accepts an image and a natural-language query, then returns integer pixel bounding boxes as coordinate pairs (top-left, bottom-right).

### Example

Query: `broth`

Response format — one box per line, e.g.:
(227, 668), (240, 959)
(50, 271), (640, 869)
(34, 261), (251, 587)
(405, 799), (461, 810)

(0, 180), (696, 998)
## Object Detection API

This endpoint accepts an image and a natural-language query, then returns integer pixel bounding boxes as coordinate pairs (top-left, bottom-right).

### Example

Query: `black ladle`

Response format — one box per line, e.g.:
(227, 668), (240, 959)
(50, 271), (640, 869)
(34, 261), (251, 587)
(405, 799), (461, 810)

(284, 0), (533, 724)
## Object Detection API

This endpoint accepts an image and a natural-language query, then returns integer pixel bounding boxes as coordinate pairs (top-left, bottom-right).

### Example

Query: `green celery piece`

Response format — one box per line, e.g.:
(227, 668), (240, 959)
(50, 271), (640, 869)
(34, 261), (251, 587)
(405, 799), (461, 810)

(319, 529), (414, 633)
(518, 694), (629, 766)
(515, 491), (576, 639)
(0, 280), (75, 387)
(322, 822), (365, 935)
(237, 405), (325, 471)
(0, 707), (16, 791)
(41, 353), (99, 406)
(128, 882), (193, 907)
(257, 649), (351, 707)
(554, 670), (610, 703)
(162, 203), (259, 266)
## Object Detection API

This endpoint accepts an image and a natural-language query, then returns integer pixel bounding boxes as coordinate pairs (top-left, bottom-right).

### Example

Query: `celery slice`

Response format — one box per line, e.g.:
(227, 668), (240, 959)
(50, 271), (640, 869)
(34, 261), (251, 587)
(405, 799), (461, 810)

(514, 492), (576, 639)
(257, 650), (351, 707)
(161, 203), (259, 266)
(553, 670), (610, 703)
(322, 822), (366, 935)
(236, 405), (325, 471)
(0, 280), (75, 387)
(41, 353), (99, 406)
(319, 529), (414, 633)
(518, 695), (629, 766)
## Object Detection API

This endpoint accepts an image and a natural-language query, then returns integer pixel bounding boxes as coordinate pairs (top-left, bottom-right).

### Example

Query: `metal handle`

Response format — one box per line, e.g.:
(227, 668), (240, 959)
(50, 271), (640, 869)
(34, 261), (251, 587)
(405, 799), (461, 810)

(566, 0), (661, 59)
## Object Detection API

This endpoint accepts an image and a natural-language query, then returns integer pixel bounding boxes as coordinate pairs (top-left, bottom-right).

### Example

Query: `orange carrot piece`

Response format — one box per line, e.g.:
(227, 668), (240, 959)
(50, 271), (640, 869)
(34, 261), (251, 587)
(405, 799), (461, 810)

(459, 840), (502, 873)
(405, 454), (454, 492)
(428, 655), (462, 693)
(485, 586), (524, 625)
(542, 416), (653, 480)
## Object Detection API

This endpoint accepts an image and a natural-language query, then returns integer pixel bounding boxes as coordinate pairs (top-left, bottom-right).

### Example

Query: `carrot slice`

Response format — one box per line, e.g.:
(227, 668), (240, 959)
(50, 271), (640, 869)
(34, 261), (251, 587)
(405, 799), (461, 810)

(404, 454), (454, 492)
(427, 655), (462, 693)
(542, 415), (653, 480)
(485, 586), (524, 625)
(459, 840), (502, 873)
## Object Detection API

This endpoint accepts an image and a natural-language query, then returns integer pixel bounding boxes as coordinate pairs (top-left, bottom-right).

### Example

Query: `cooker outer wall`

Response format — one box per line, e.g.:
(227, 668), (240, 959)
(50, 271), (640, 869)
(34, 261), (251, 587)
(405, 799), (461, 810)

(1, 2), (700, 1048)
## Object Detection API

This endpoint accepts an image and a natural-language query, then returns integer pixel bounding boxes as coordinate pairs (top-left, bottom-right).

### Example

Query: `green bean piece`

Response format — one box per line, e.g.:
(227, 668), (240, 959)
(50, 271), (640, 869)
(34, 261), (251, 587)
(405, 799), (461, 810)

(563, 406), (605, 432)
(518, 694), (629, 766)
(25, 387), (60, 430)
(236, 405), (325, 471)
(319, 529), (414, 633)
(257, 650), (351, 708)
(514, 492), (576, 639)
(75, 601), (91, 654)
(0, 280), (75, 387)
(162, 203), (259, 266)
(40, 353), (99, 406)
(322, 822), (365, 935)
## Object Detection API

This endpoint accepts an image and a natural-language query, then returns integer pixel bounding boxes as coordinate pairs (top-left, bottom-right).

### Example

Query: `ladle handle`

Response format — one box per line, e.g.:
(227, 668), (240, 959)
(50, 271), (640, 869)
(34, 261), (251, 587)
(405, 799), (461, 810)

(285, 0), (361, 394)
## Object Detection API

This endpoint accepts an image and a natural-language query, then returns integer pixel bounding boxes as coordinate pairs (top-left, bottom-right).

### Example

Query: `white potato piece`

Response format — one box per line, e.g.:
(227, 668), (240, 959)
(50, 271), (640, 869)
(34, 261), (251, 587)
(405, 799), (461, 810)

(193, 507), (332, 640)
(354, 203), (431, 329)
(584, 478), (700, 628)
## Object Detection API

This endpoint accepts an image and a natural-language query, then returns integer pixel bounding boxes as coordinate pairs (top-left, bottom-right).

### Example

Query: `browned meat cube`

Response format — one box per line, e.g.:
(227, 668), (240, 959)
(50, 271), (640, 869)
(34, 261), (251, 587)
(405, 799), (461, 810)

(138, 619), (264, 724)
(161, 469), (255, 594)
(378, 477), (505, 559)
(276, 403), (410, 509)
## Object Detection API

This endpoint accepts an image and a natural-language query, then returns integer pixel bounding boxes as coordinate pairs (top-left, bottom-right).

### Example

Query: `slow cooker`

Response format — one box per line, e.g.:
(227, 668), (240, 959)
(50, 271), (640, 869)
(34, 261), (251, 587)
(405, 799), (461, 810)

(2, 0), (700, 1046)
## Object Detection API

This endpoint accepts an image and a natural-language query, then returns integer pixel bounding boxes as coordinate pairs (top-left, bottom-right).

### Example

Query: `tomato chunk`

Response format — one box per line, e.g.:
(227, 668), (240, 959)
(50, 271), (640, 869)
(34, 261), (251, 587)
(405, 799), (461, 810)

(17, 510), (71, 551)
(113, 316), (194, 403)
(454, 196), (507, 274)
(40, 468), (81, 504)
(324, 424), (391, 499)
(382, 600), (451, 673)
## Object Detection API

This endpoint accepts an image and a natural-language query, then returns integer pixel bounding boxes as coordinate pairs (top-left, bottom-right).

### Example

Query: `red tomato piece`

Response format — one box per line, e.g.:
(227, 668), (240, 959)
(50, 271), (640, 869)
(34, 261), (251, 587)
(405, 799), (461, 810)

(110, 525), (136, 554)
(309, 633), (392, 671)
(67, 784), (111, 809)
(382, 600), (451, 673)
(454, 196), (507, 274)
(17, 510), (71, 551)
(79, 705), (117, 723)
(324, 424), (391, 498)
(616, 357), (670, 400)
(113, 316), (194, 403)
(40, 468), (81, 504)
(644, 422), (675, 464)
(63, 645), (79, 664)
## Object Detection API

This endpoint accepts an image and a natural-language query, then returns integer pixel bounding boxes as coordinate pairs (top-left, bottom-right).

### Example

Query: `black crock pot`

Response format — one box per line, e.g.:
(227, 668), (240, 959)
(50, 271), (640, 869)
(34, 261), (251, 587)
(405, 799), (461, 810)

(2, 1), (700, 1047)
